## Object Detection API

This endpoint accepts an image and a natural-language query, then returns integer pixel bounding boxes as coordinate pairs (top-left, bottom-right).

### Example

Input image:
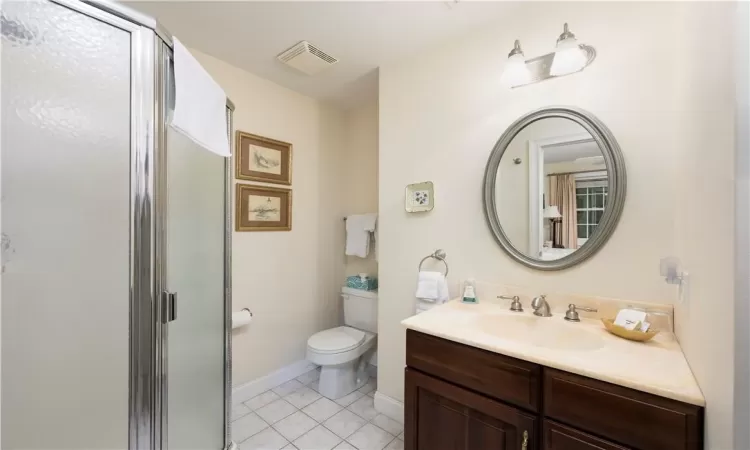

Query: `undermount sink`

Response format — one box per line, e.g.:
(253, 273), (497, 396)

(473, 313), (605, 352)
(529, 324), (605, 351)
(474, 313), (538, 336)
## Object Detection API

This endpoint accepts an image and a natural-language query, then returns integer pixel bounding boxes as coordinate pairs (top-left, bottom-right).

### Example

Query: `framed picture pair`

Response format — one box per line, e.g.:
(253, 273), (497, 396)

(235, 131), (292, 232)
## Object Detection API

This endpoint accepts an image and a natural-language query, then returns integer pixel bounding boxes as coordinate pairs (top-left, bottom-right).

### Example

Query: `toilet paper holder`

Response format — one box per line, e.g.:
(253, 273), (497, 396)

(231, 308), (254, 330)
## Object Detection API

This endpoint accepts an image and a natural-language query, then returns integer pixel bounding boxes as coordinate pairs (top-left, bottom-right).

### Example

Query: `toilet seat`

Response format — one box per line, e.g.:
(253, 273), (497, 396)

(307, 328), (376, 400)
(308, 326), (365, 354)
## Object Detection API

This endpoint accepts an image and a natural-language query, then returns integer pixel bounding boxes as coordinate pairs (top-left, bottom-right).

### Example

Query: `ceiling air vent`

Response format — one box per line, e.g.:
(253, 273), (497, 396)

(277, 41), (338, 75)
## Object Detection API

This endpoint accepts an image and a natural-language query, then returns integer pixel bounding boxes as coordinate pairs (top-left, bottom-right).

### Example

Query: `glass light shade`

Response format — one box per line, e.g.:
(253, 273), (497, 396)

(501, 52), (530, 88)
(543, 205), (562, 219)
(550, 38), (587, 76)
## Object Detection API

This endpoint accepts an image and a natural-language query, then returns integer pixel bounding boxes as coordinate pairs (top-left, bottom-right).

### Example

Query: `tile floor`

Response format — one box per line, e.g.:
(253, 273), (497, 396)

(232, 368), (403, 450)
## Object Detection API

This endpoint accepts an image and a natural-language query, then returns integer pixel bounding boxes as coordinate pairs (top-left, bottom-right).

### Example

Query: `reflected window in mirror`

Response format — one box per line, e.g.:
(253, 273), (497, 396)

(575, 181), (608, 246)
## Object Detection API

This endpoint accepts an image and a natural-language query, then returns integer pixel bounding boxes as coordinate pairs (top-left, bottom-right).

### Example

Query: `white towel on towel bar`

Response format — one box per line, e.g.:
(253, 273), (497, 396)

(345, 214), (377, 258)
(416, 301), (435, 314)
(171, 38), (230, 157)
(415, 271), (449, 303)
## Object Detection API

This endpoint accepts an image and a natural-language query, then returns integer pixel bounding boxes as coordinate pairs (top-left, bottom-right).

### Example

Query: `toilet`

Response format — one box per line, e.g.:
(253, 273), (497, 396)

(307, 287), (377, 400)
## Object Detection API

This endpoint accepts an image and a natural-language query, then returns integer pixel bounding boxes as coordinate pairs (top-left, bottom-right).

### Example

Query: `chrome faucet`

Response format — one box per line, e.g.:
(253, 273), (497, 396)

(498, 295), (523, 312)
(531, 294), (552, 317)
(564, 304), (598, 322)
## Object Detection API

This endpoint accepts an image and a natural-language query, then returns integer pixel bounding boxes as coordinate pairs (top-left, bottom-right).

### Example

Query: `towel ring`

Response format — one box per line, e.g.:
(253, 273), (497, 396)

(418, 249), (449, 276)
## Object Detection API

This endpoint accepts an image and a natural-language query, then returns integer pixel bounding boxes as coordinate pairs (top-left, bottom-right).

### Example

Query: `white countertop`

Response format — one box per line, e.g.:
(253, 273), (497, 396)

(402, 299), (705, 406)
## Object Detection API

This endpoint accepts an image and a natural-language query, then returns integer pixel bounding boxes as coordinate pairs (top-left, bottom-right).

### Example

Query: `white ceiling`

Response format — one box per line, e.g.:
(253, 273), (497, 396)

(544, 141), (603, 164)
(128, 1), (516, 109)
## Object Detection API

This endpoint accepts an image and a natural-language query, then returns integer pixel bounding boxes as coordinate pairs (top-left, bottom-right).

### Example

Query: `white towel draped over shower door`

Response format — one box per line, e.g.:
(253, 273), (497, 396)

(171, 37), (230, 158)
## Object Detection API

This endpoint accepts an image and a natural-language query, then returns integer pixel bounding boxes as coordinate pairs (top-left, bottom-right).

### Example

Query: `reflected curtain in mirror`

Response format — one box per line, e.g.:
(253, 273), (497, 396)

(548, 174), (578, 249)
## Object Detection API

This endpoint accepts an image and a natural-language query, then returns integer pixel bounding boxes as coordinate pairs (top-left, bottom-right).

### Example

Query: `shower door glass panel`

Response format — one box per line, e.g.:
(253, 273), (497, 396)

(166, 127), (226, 449)
(1, 1), (131, 449)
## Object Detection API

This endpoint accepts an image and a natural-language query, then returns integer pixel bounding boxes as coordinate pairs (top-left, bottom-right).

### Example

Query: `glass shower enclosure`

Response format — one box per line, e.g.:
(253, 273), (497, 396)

(1, 0), (234, 449)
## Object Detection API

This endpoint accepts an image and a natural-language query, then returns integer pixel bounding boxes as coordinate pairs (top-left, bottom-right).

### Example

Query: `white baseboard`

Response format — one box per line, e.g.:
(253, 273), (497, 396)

(232, 359), (317, 404)
(373, 391), (404, 424)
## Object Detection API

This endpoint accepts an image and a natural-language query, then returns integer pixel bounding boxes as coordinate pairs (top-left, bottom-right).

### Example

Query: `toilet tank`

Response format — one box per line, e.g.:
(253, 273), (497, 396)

(342, 286), (378, 333)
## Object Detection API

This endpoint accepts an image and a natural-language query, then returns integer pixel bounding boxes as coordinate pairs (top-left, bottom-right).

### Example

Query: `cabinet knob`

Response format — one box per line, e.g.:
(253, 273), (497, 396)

(521, 430), (528, 450)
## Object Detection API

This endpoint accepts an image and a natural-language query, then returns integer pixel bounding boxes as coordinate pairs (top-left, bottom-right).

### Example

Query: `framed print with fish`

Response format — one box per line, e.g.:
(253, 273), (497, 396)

(235, 131), (292, 185)
(235, 184), (292, 231)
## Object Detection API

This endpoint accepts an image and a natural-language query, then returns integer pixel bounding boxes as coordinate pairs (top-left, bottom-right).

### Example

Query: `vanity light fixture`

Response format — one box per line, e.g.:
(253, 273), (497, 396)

(500, 40), (530, 88)
(550, 23), (588, 76)
(502, 23), (596, 88)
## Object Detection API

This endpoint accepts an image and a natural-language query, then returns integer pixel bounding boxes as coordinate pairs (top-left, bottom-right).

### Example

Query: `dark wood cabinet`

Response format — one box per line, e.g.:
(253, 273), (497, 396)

(543, 369), (702, 450)
(406, 368), (536, 450)
(405, 330), (703, 450)
(406, 329), (540, 412)
(543, 420), (630, 450)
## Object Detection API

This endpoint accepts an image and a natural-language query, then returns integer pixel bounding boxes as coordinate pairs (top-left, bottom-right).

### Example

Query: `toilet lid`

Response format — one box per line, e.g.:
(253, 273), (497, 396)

(308, 326), (365, 354)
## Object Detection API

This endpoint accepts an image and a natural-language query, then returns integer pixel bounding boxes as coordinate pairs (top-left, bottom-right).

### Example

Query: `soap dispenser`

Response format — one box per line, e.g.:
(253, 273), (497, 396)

(462, 278), (478, 304)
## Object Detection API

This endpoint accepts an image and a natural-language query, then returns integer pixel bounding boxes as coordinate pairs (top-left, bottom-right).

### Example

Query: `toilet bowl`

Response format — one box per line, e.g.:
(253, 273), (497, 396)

(307, 287), (378, 400)
(307, 326), (376, 399)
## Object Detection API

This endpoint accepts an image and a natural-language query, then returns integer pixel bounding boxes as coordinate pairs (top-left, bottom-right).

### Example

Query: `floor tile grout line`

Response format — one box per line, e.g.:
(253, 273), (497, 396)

(240, 390), (282, 411)
(255, 401), (299, 427)
(364, 420), (397, 437)
(241, 381), (315, 413)
(233, 374), (379, 448)
(290, 424), (344, 450)
(235, 412), (276, 446)
(318, 416), (366, 441)
(384, 435), (401, 450)
(338, 419), (397, 449)
(270, 407), (322, 442)
(343, 398), (379, 422)
(232, 408), (253, 423)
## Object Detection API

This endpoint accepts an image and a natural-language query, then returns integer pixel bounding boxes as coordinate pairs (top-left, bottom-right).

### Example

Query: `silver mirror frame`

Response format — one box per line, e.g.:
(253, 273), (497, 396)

(483, 106), (627, 271)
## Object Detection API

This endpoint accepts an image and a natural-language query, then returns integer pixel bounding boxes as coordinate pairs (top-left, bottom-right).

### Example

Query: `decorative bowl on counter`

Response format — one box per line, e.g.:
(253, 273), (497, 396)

(601, 318), (659, 342)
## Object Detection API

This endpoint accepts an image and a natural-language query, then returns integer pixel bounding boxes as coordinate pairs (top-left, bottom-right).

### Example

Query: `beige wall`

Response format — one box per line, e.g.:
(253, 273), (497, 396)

(193, 50), (347, 386)
(672, 3), (737, 449)
(343, 99), (380, 278)
(377, 2), (736, 448)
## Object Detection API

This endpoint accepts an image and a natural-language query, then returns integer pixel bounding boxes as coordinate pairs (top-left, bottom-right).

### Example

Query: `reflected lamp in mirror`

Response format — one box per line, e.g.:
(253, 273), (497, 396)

(543, 205), (562, 219)
(501, 40), (530, 88)
(550, 23), (588, 76)
(543, 206), (563, 249)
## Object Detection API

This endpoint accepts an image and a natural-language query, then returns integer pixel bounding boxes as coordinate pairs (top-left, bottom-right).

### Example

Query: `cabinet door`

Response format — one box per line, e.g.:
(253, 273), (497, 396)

(543, 420), (630, 450)
(405, 368), (536, 450)
(544, 368), (703, 450)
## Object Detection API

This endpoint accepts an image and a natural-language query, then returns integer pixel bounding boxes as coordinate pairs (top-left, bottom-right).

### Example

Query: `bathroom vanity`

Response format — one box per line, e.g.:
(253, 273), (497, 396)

(402, 301), (705, 450)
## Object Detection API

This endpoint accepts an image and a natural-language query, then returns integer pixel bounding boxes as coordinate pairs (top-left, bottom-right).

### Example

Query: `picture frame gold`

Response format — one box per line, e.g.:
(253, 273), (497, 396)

(235, 131), (292, 185)
(235, 184), (292, 232)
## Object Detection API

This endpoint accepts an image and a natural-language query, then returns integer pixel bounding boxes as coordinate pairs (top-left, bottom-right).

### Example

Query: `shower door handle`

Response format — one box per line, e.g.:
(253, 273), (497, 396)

(161, 291), (177, 323)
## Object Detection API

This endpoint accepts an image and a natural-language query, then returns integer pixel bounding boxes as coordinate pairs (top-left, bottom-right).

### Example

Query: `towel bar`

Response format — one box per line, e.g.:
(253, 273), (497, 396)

(418, 249), (448, 276)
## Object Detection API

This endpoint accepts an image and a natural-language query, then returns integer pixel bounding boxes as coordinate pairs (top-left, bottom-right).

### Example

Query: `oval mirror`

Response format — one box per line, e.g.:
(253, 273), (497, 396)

(483, 107), (626, 270)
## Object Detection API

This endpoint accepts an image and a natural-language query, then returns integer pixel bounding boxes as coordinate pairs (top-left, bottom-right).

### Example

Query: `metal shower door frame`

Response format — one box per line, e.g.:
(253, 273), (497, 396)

(45, 1), (160, 448)
(150, 24), (237, 450)
(155, 40), (236, 450)
(47, 1), (235, 449)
